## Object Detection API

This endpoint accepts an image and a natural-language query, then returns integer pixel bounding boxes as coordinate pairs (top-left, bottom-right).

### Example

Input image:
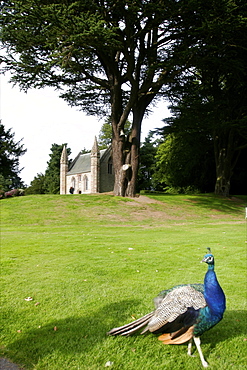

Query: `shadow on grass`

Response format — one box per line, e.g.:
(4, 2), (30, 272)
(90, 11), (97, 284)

(187, 196), (246, 215)
(148, 193), (246, 215)
(5, 305), (245, 369)
(4, 300), (138, 368)
(196, 309), (246, 352)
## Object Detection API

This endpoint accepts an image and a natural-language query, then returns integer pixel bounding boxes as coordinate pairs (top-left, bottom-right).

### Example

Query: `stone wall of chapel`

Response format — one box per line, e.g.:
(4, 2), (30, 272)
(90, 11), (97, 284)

(100, 151), (115, 193)
(60, 163), (67, 194)
(60, 146), (68, 194)
(66, 172), (92, 194)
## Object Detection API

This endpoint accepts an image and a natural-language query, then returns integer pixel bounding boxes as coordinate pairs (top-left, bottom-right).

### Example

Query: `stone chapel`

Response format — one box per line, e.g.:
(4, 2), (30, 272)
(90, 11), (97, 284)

(60, 137), (114, 194)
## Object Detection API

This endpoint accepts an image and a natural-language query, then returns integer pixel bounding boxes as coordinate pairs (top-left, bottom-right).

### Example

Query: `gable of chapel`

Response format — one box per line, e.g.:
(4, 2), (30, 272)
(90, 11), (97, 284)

(60, 137), (114, 195)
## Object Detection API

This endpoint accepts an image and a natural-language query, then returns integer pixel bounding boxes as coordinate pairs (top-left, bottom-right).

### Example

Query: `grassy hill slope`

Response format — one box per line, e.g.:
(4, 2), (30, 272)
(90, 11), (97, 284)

(1, 194), (246, 369)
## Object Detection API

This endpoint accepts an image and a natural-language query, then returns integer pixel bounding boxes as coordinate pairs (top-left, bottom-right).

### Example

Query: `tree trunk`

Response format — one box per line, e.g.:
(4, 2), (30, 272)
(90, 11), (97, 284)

(110, 74), (128, 197)
(125, 105), (144, 197)
(214, 147), (232, 197)
(112, 133), (127, 197)
(213, 128), (240, 197)
(112, 127), (137, 197)
(111, 104), (145, 197)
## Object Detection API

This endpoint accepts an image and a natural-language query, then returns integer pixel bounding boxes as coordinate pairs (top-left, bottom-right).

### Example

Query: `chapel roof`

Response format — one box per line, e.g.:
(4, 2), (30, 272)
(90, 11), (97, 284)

(67, 149), (108, 175)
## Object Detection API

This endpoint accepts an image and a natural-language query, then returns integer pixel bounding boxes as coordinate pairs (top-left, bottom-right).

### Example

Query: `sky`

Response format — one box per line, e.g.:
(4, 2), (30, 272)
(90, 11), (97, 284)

(0, 72), (170, 186)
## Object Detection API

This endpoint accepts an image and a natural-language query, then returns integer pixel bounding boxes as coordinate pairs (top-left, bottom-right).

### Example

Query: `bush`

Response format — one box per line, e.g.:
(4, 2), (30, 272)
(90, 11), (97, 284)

(164, 186), (200, 195)
(1, 189), (25, 199)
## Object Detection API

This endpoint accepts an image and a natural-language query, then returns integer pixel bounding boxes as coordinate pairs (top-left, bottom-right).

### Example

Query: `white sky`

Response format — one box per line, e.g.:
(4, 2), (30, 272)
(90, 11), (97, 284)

(0, 72), (169, 186)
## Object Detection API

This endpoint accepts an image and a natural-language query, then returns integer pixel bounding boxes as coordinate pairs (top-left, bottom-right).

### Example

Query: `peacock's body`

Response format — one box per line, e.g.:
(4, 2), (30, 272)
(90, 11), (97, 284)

(107, 250), (226, 368)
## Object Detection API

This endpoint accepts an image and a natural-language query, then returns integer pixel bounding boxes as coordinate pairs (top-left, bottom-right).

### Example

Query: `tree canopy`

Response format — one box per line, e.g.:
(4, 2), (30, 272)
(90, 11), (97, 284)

(154, 132), (215, 193)
(25, 144), (71, 194)
(156, 0), (247, 196)
(25, 173), (46, 194)
(0, 0), (201, 196)
(1, 0), (246, 196)
(98, 116), (131, 149)
(137, 131), (160, 191)
(0, 122), (26, 192)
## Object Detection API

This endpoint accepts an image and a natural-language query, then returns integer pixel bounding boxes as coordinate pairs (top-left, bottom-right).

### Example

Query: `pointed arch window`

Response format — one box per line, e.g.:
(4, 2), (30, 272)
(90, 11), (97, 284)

(83, 175), (89, 191)
(72, 177), (76, 189)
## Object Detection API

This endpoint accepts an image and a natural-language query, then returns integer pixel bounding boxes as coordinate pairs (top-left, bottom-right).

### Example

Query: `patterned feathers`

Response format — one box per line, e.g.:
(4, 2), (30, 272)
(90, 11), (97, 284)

(107, 251), (226, 368)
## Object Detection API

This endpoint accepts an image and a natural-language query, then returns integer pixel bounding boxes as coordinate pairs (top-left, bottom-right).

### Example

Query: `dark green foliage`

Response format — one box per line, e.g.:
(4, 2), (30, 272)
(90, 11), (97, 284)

(43, 144), (71, 194)
(98, 122), (112, 149)
(98, 117), (114, 150)
(137, 131), (161, 191)
(0, 122), (26, 191)
(230, 147), (247, 195)
(0, 0), (207, 196)
(25, 173), (46, 194)
(158, 0), (247, 196)
(1, 0), (173, 114)
(80, 148), (90, 155)
(98, 117), (131, 149)
(155, 132), (216, 193)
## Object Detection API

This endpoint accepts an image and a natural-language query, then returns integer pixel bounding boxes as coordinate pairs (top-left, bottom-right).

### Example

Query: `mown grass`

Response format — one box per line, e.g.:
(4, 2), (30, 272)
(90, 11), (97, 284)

(1, 193), (246, 369)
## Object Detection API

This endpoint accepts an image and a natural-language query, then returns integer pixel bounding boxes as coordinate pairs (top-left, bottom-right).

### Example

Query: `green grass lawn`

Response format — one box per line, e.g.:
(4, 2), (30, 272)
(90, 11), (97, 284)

(1, 193), (246, 369)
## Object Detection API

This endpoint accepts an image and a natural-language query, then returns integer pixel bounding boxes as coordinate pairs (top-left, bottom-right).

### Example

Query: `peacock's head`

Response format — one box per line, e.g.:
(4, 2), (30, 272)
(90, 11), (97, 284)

(202, 248), (214, 265)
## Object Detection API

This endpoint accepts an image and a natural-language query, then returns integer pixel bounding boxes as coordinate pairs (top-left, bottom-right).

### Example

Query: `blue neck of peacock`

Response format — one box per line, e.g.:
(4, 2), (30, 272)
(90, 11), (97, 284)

(204, 264), (226, 317)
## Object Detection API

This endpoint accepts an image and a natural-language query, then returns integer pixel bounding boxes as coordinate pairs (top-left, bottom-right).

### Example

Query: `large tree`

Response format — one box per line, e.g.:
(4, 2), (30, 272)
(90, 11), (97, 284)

(0, 122), (26, 191)
(154, 131), (215, 193)
(2, 1), (245, 197)
(0, 0), (198, 197)
(160, 0), (247, 196)
(25, 173), (46, 194)
(160, 63), (247, 196)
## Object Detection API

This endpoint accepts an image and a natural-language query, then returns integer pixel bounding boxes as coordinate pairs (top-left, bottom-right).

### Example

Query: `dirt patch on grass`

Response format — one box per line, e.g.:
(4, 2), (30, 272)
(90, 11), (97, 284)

(182, 199), (199, 203)
(133, 195), (166, 204)
(104, 195), (243, 224)
(0, 358), (24, 370)
(122, 195), (182, 222)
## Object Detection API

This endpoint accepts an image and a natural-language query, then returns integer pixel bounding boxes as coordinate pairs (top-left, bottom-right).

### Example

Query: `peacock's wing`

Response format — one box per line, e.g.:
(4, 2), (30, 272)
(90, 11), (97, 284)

(146, 285), (206, 340)
(154, 283), (204, 308)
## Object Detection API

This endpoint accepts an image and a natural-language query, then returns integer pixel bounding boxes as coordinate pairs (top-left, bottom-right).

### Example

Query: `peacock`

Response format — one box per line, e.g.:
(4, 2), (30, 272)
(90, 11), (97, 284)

(107, 249), (226, 368)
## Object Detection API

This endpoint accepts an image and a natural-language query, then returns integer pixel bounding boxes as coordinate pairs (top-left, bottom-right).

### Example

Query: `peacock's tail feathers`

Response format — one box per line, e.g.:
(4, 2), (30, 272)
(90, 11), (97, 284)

(107, 312), (153, 336)
(158, 326), (194, 344)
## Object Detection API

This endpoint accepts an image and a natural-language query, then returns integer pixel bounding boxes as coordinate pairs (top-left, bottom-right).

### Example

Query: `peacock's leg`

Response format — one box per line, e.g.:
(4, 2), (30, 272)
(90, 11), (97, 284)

(187, 339), (193, 356)
(193, 336), (208, 368)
